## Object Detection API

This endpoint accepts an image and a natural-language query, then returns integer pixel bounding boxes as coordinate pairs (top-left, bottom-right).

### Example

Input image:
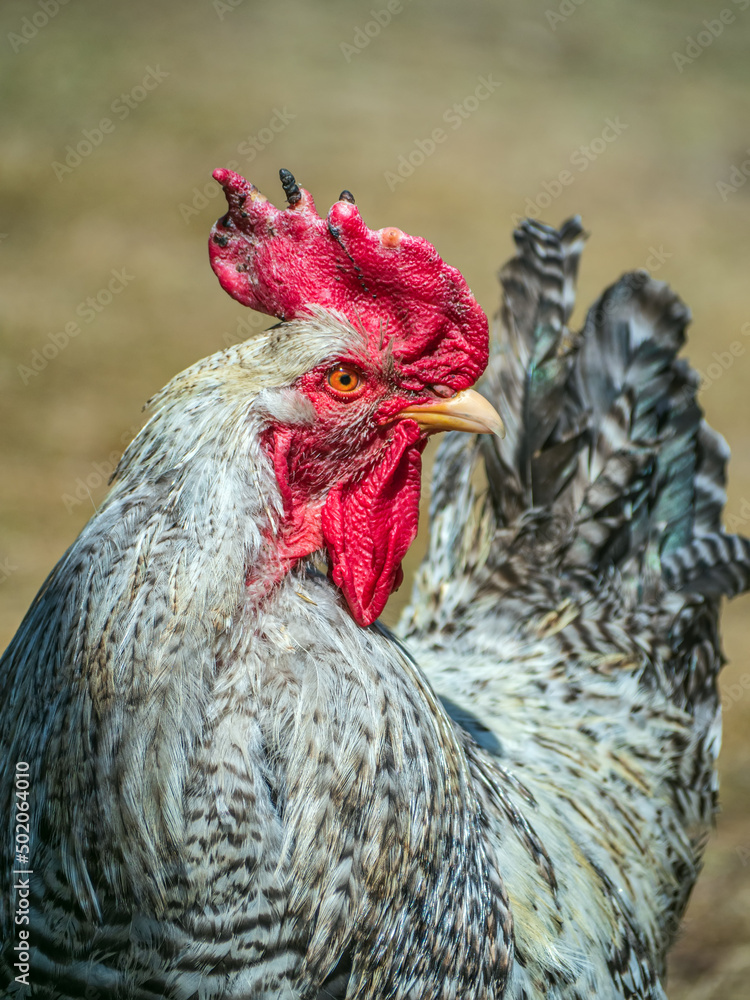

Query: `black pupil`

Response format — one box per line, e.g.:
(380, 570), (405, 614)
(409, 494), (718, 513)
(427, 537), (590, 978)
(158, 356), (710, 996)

(339, 372), (352, 386)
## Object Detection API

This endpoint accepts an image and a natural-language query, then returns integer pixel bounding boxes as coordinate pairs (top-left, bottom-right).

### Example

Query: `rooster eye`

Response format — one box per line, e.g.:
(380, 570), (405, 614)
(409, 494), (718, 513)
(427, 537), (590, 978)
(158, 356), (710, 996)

(327, 365), (362, 395)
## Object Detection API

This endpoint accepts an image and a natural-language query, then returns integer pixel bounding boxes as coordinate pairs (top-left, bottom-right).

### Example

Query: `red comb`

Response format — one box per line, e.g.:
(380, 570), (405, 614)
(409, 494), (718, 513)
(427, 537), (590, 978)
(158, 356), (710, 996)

(209, 169), (488, 391)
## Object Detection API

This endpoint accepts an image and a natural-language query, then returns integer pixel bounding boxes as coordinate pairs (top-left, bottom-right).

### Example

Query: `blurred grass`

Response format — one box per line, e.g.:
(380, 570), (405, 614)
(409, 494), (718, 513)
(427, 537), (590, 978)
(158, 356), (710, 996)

(1, 0), (749, 995)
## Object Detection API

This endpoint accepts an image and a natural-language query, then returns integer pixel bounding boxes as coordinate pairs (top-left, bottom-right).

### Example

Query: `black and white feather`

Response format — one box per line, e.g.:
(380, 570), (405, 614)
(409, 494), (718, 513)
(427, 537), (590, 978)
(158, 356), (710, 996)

(401, 217), (750, 998)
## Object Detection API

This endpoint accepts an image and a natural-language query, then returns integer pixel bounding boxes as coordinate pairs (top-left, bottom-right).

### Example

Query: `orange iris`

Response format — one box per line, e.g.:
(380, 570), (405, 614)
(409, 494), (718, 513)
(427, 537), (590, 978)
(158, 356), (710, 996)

(327, 365), (362, 394)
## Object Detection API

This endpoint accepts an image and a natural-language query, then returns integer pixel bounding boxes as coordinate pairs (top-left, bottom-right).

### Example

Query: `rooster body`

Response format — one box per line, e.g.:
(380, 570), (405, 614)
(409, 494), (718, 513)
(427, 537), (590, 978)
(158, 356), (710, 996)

(1, 173), (748, 999)
(0, 319), (507, 999)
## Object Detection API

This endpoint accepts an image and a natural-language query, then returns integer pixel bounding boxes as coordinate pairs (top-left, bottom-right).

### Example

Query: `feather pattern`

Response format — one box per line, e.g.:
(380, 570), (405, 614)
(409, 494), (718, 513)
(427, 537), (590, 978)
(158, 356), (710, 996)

(0, 313), (510, 1000)
(401, 217), (750, 998)
(1, 208), (747, 1000)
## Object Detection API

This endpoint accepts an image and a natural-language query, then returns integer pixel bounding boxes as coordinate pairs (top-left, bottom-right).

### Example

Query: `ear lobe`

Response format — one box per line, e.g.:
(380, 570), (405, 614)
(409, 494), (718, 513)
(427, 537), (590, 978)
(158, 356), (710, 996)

(321, 421), (426, 626)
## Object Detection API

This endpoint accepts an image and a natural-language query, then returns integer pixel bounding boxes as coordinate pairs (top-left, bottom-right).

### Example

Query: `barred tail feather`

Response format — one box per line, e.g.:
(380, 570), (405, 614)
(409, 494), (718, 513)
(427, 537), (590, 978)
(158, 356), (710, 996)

(423, 217), (750, 610)
(481, 217), (587, 527)
(662, 533), (750, 599)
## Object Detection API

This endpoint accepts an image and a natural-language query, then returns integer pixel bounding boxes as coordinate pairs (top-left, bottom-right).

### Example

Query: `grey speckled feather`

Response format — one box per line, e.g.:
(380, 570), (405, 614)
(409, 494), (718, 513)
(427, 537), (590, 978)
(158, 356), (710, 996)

(401, 218), (750, 999)
(0, 310), (510, 1000)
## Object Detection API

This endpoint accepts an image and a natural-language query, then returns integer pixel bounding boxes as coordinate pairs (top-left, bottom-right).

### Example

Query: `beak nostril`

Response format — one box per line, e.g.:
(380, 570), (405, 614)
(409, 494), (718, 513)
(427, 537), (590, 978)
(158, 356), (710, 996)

(431, 384), (454, 399)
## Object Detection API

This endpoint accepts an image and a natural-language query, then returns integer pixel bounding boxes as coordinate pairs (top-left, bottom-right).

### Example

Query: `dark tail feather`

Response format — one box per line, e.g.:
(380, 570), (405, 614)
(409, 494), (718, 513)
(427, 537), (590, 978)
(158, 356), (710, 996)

(427, 217), (750, 608)
(480, 217), (587, 527)
(565, 268), (749, 602)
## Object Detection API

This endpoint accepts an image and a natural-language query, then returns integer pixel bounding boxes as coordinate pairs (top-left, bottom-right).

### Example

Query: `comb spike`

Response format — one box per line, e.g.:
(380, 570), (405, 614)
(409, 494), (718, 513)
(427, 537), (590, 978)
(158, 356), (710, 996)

(339, 189), (356, 204)
(279, 168), (302, 206)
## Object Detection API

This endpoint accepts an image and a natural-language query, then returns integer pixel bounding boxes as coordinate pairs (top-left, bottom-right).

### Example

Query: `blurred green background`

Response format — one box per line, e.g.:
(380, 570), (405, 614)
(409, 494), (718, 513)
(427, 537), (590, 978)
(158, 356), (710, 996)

(1, 0), (749, 995)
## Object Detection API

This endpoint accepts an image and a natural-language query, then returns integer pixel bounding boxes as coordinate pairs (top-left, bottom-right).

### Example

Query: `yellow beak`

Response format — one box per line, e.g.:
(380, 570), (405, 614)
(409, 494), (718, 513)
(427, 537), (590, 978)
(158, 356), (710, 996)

(398, 388), (505, 437)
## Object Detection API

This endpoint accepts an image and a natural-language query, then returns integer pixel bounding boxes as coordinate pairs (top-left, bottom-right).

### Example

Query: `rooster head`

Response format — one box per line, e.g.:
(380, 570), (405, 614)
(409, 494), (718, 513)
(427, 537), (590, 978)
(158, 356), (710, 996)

(208, 168), (502, 627)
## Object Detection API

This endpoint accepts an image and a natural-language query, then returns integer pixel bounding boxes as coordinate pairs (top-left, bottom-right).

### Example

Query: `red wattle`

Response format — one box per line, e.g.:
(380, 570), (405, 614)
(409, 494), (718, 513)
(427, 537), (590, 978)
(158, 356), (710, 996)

(321, 421), (426, 627)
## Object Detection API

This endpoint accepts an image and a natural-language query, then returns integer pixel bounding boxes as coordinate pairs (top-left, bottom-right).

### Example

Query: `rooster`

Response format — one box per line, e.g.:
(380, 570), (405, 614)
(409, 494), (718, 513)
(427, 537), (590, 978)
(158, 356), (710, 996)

(0, 168), (747, 1000)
